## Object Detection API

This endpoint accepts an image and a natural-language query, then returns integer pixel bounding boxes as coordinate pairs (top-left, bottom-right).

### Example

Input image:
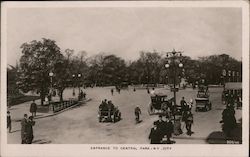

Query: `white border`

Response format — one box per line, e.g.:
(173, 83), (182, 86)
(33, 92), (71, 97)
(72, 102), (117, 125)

(1, 1), (249, 157)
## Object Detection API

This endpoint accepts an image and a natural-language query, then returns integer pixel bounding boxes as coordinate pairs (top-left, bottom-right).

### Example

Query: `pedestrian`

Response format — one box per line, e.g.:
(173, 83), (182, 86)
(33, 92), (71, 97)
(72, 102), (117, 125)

(83, 92), (86, 99)
(236, 95), (242, 109)
(154, 115), (165, 139)
(30, 100), (37, 117)
(173, 117), (183, 136)
(111, 88), (114, 95)
(163, 117), (174, 144)
(21, 114), (28, 144)
(79, 90), (84, 100)
(26, 116), (35, 144)
(180, 97), (187, 114)
(220, 104), (237, 137)
(188, 98), (193, 111)
(7, 111), (12, 133)
(165, 107), (173, 119)
(134, 105), (141, 123)
(148, 122), (162, 144)
(185, 111), (194, 136)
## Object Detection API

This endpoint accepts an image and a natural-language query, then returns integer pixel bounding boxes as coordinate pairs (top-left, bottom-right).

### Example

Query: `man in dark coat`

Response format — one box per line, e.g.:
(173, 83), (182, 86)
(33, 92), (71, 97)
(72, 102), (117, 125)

(30, 100), (37, 117)
(164, 117), (174, 143)
(7, 111), (12, 133)
(220, 104), (237, 137)
(154, 115), (165, 139)
(107, 101), (115, 111)
(149, 122), (162, 144)
(180, 97), (187, 114)
(21, 114), (28, 144)
(26, 116), (35, 144)
(102, 99), (108, 111)
(185, 111), (194, 136)
(134, 106), (141, 123)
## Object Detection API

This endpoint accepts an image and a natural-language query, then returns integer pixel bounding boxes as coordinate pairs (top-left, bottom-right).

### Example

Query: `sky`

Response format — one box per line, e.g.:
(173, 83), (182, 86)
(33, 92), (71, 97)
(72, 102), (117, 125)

(6, 7), (242, 66)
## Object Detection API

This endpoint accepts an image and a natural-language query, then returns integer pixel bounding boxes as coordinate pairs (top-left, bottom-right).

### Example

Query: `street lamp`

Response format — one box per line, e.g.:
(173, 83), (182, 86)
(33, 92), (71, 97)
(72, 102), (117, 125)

(78, 73), (82, 94)
(222, 69), (226, 86)
(49, 72), (54, 101)
(228, 70), (231, 82)
(165, 49), (183, 119)
(72, 74), (76, 96)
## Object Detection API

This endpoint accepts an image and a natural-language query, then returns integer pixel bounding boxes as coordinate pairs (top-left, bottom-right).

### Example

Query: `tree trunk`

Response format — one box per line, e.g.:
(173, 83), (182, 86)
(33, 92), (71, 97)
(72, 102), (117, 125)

(40, 89), (45, 106)
(59, 89), (64, 102)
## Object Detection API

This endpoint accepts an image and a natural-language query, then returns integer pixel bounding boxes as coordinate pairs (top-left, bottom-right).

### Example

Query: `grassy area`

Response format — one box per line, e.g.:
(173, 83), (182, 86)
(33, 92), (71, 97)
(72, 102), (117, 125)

(8, 95), (40, 106)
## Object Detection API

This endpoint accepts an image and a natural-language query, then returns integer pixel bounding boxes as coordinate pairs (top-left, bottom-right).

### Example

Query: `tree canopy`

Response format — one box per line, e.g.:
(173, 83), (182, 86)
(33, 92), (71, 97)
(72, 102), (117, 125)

(13, 38), (242, 103)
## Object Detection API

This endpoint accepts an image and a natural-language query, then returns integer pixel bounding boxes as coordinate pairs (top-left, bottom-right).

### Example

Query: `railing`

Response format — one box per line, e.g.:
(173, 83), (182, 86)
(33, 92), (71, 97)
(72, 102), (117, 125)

(50, 99), (78, 113)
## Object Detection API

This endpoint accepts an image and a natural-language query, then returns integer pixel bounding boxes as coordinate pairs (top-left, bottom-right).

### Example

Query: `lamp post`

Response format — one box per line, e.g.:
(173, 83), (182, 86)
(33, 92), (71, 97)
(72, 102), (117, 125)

(72, 74), (76, 96)
(165, 49), (183, 119)
(228, 70), (231, 82)
(49, 72), (54, 101)
(236, 71), (239, 82)
(222, 69), (226, 87)
(78, 73), (82, 94)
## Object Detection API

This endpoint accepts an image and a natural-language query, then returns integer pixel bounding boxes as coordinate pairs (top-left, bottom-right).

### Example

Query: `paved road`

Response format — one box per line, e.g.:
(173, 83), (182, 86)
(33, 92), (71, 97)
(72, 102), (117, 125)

(7, 87), (241, 144)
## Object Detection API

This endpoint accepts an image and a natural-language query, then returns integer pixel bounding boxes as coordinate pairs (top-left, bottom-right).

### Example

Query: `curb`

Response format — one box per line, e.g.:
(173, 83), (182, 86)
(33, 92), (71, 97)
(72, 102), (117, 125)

(15, 98), (92, 121)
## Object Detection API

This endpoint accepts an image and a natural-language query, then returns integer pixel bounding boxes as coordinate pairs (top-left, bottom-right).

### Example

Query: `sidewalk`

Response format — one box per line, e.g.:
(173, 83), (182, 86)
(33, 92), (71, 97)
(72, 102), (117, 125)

(7, 97), (91, 121)
(172, 109), (242, 143)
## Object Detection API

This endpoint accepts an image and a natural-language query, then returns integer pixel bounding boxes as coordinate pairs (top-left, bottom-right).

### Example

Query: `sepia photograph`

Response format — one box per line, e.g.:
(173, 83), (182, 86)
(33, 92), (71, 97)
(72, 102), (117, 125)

(1, 1), (249, 157)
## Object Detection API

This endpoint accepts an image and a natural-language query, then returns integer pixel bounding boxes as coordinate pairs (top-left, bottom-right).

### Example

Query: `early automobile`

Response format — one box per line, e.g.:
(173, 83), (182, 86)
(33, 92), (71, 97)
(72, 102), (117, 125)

(148, 93), (174, 116)
(98, 107), (121, 123)
(195, 90), (212, 111)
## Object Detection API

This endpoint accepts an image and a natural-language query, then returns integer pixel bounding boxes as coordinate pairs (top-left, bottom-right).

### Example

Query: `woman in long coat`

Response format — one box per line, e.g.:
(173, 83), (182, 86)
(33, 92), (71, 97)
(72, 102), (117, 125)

(21, 114), (28, 144)
(26, 116), (35, 144)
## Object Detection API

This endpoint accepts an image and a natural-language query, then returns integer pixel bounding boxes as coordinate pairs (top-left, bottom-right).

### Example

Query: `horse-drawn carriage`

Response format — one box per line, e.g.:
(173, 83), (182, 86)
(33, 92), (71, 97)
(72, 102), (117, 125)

(148, 93), (174, 116)
(98, 106), (121, 123)
(195, 86), (212, 111)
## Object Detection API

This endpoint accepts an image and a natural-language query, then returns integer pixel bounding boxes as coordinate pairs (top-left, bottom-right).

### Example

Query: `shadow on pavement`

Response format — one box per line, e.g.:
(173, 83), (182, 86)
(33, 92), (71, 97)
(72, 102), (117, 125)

(206, 122), (242, 144)
(32, 139), (52, 144)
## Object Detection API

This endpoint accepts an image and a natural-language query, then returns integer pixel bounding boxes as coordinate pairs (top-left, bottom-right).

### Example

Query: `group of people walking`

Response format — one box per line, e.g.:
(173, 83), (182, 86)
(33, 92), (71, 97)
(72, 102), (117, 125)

(148, 115), (174, 144)
(22, 100), (37, 144)
(111, 87), (122, 95)
(21, 114), (35, 144)
(7, 100), (37, 144)
(148, 111), (194, 144)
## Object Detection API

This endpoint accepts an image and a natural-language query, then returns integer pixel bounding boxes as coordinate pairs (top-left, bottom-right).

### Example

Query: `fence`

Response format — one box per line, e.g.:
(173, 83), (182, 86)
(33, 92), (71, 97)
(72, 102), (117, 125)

(50, 99), (78, 113)
(133, 84), (166, 89)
